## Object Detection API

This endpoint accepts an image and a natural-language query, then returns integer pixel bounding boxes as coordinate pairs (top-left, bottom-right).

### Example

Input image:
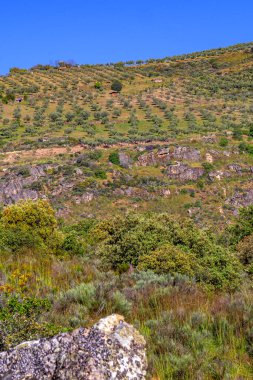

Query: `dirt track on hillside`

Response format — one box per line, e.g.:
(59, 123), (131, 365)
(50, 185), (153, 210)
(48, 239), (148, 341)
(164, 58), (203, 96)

(0, 140), (173, 164)
(0, 136), (207, 164)
(1, 145), (84, 164)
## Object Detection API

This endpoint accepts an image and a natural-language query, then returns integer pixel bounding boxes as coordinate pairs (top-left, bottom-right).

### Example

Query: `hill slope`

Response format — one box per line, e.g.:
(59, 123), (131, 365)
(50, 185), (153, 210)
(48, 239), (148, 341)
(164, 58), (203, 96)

(0, 43), (252, 227)
(1, 43), (253, 380)
(0, 42), (253, 149)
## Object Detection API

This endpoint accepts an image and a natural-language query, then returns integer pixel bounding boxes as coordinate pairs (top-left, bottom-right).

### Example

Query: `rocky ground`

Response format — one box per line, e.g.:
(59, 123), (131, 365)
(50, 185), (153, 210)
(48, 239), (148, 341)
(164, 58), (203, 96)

(0, 314), (147, 380)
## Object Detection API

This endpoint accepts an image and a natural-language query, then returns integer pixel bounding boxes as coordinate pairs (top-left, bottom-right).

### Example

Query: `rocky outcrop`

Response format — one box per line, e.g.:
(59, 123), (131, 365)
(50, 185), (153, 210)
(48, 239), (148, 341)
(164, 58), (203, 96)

(0, 314), (147, 380)
(209, 165), (253, 181)
(74, 192), (95, 204)
(202, 135), (217, 144)
(166, 163), (204, 181)
(119, 151), (133, 168)
(208, 170), (230, 181)
(137, 146), (200, 166)
(227, 164), (243, 173)
(114, 186), (154, 199)
(226, 188), (253, 213)
(0, 176), (39, 204)
(173, 146), (200, 161)
(0, 164), (55, 204)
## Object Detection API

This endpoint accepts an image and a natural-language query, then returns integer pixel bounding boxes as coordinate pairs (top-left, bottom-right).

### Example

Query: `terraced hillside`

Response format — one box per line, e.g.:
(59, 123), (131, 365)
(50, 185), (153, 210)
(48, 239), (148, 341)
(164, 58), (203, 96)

(0, 42), (253, 228)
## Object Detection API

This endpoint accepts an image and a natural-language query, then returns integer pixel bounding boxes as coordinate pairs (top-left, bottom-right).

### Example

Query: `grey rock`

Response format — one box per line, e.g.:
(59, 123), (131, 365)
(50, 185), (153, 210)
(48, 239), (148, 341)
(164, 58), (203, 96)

(202, 135), (217, 144)
(137, 146), (200, 166)
(119, 151), (133, 168)
(0, 314), (147, 380)
(0, 177), (38, 204)
(0, 164), (56, 204)
(166, 163), (204, 181)
(227, 164), (242, 173)
(75, 168), (83, 175)
(159, 188), (171, 197)
(208, 170), (230, 181)
(173, 146), (200, 161)
(74, 192), (95, 204)
(114, 187), (153, 199)
(209, 164), (252, 181)
(226, 188), (253, 213)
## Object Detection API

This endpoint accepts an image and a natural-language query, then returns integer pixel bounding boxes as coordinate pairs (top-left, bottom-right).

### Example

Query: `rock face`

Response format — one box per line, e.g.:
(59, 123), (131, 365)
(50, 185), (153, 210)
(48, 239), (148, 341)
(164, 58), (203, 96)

(114, 186), (154, 199)
(119, 151), (133, 168)
(0, 164), (55, 204)
(226, 188), (253, 213)
(166, 163), (204, 181)
(0, 314), (147, 380)
(137, 146), (200, 166)
(0, 176), (39, 204)
(208, 165), (253, 181)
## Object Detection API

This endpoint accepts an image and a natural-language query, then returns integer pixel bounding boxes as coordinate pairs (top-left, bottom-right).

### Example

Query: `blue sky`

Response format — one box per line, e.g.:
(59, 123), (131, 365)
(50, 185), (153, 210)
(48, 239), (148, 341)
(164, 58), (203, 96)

(0, 0), (252, 74)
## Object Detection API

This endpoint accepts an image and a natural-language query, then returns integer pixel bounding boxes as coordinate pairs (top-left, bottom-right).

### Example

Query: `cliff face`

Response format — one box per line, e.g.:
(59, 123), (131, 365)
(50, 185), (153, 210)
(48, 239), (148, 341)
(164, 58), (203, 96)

(0, 314), (147, 380)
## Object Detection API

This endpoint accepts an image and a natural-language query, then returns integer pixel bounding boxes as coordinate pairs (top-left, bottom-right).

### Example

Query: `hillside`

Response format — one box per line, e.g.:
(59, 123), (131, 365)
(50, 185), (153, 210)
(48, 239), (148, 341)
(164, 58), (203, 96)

(0, 43), (253, 380)
(0, 42), (253, 149)
(0, 43), (253, 226)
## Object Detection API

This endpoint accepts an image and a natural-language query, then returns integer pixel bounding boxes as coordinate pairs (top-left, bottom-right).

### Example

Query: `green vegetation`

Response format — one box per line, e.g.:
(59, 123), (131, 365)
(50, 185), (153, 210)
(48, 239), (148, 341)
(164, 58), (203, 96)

(111, 79), (123, 92)
(0, 200), (63, 253)
(92, 213), (240, 290)
(0, 200), (252, 379)
(108, 151), (120, 165)
(1, 42), (253, 379)
(0, 42), (252, 150)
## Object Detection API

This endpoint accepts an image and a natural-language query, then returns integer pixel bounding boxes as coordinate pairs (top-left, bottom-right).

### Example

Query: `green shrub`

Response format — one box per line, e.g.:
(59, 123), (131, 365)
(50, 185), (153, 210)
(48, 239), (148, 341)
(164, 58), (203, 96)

(109, 151), (120, 165)
(60, 283), (96, 310)
(111, 80), (123, 92)
(94, 168), (107, 179)
(94, 82), (103, 90)
(219, 137), (228, 147)
(17, 167), (30, 177)
(202, 162), (213, 173)
(138, 243), (197, 277)
(72, 181), (89, 195)
(91, 213), (241, 289)
(0, 295), (60, 350)
(227, 205), (253, 245)
(88, 150), (102, 160)
(237, 234), (253, 272)
(110, 291), (132, 315)
(0, 200), (63, 253)
(62, 233), (86, 256)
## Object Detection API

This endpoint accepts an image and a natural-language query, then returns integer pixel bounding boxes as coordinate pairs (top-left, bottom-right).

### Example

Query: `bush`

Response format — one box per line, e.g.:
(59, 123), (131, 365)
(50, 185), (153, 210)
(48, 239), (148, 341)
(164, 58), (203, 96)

(111, 80), (123, 92)
(91, 213), (241, 289)
(219, 137), (228, 147)
(62, 233), (86, 256)
(138, 243), (197, 277)
(202, 162), (213, 173)
(237, 234), (253, 273)
(59, 283), (96, 311)
(94, 168), (107, 179)
(0, 295), (59, 350)
(109, 151), (120, 165)
(248, 125), (253, 138)
(94, 81), (103, 90)
(110, 291), (132, 315)
(0, 200), (63, 253)
(227, 205), (253, 245)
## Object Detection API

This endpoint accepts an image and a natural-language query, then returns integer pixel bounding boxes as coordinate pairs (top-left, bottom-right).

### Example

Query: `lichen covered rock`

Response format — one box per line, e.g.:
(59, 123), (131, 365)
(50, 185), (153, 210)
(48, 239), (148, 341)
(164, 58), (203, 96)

(0, 314), (147, 380)
(166, 163), (204, 181)
(137, 146), (201, 166)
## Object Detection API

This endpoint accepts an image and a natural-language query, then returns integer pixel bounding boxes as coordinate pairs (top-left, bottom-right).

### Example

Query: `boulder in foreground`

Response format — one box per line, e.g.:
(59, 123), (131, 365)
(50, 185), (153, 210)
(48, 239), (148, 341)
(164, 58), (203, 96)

(0, 314), (147, 380)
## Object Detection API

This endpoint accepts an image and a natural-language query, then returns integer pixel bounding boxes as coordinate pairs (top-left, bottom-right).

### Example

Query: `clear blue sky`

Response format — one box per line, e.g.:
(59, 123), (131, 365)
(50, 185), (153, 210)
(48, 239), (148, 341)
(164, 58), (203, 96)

(0, 0), (252, 74)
